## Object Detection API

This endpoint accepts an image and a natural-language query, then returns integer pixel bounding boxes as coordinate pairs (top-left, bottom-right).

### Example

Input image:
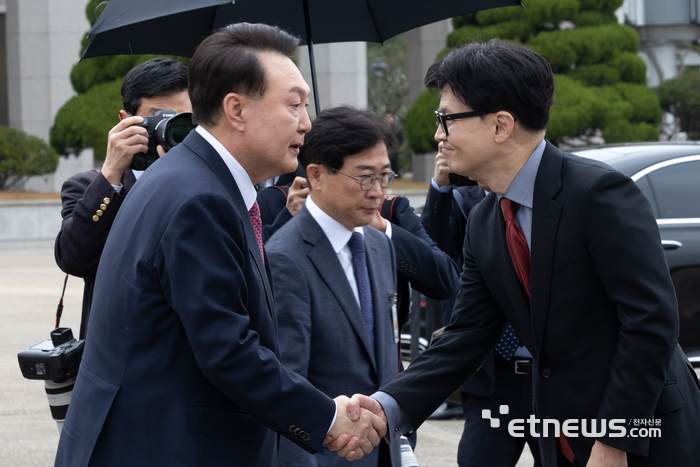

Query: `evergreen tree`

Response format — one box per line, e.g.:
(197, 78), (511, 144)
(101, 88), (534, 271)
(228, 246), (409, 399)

(405, 0), (661, 153)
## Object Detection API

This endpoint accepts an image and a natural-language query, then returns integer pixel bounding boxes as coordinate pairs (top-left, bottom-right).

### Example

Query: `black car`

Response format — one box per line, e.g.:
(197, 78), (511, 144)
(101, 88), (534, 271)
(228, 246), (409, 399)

(575, 142), (700, 366)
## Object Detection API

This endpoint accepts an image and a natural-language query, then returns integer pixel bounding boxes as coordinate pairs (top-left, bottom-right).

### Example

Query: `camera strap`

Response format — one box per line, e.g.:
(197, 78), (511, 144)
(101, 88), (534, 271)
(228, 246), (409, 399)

(55, 274), (69, 329)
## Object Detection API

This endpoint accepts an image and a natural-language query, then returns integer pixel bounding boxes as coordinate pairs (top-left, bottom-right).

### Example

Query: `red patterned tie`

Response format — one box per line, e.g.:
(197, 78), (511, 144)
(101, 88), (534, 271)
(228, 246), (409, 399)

(500, 197), (575, 464)
(248, 201), (264, 265)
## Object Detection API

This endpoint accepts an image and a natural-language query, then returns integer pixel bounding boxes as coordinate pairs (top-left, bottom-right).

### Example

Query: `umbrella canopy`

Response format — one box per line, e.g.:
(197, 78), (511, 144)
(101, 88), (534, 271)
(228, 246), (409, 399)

(82, 0), (523, 112)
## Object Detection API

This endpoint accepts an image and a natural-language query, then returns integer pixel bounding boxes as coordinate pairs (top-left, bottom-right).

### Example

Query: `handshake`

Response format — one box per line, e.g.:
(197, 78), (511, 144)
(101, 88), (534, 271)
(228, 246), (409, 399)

(326, 394), (387, 461)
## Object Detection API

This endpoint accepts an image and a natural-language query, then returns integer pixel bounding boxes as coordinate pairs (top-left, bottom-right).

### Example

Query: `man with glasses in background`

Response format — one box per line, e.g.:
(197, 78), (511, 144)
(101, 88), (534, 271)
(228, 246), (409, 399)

(267, 106), (405, 467)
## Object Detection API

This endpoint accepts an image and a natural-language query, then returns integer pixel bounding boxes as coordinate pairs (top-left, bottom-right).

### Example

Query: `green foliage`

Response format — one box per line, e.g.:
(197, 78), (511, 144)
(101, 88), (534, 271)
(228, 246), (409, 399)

(476, 0), (581, 29)
(50, 80), (123, 160)
(0, 126), (59, 189)
(578, 0), (624, 14)
(405, 89), (440, 154)
(573, 11), (617, 27)
(407, 1), (661, 150)
(656, 68), (700, 139)
(547, 75), (658, 143)
(529, 24), (639, 72)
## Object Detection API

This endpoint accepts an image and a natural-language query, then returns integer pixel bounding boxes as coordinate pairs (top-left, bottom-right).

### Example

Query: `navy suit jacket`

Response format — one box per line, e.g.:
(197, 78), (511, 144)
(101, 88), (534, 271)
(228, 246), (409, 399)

(54, 131), (336, 467)
(55, 169), (136, 339)
(267, 206), (401, 466)
(381, 142), (700, 466)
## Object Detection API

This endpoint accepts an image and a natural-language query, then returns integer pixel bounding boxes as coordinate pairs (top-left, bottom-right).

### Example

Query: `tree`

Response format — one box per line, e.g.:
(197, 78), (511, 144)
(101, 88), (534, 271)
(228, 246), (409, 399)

(50, 0), (188, 160)
(0, 126), (59, 189)
(405, 0), (662, 153)
(656, 68), (700, 140)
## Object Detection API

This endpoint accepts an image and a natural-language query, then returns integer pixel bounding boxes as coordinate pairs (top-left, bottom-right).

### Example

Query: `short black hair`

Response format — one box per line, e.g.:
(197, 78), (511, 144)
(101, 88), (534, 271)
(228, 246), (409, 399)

(121, 57), (189, 116)
(299, 106), (392, 171)
(188, 22), (300, 126)
(425, 39), (554, 131)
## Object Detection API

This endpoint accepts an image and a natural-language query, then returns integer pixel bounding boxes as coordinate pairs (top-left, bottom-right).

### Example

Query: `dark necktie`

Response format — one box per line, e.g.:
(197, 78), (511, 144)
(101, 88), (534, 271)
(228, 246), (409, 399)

(248, 201), (264, 265)
(347, 232), (374, 351)
(500, 197), (575, 463)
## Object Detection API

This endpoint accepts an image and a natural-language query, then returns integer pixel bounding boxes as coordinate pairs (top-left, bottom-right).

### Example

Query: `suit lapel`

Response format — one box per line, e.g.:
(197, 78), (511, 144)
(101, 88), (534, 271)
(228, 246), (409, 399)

(300, 209), (378, 371)
(182, 132), (276, 323)
(529, 142), (563, 358)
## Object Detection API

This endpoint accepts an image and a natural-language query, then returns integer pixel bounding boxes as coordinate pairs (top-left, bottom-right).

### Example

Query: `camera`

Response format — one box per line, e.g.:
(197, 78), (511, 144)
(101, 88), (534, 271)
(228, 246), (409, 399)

(18, 327), (84, 383)
(18, 327), (85, 430)
(129, 109), (196, 171)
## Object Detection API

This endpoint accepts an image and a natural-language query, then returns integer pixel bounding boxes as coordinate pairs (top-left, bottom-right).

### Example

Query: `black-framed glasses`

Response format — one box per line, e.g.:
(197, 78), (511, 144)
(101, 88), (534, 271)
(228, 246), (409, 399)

(326, 166), (396, 191)
(435, 110), (517, 136)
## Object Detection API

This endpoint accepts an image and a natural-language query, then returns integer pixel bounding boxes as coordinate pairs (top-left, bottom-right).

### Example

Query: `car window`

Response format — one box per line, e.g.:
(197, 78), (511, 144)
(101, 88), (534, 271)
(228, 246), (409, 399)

(633, 176), (660, 218)
(642, 160), (700, 219)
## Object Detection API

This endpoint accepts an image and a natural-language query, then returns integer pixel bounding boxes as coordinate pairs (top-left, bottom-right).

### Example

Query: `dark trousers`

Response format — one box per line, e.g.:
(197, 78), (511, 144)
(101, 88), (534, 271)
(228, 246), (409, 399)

(458, 357), (542, 467)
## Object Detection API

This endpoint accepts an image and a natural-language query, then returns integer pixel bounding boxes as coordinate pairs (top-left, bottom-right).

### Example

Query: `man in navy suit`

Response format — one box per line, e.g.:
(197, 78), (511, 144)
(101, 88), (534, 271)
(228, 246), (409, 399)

(54, 57), (190, 339)
(54, 23), (385, 467)
(342, 40), (700, 467)
(267, 106), (402, 466)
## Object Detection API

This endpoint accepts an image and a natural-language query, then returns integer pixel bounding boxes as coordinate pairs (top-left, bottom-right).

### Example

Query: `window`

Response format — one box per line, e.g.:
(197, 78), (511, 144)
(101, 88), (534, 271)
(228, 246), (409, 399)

(642, 160), (700, 219)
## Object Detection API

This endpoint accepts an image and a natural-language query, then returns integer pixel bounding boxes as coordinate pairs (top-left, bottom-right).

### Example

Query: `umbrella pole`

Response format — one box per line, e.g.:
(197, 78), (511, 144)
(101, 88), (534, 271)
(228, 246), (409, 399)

(307, 41), (321, 117)
(302, 0), (321, 116)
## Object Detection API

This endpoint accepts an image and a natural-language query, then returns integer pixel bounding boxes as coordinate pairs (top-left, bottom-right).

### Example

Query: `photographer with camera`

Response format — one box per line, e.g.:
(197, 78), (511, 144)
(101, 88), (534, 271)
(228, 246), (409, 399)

(54, 57), (191, 340)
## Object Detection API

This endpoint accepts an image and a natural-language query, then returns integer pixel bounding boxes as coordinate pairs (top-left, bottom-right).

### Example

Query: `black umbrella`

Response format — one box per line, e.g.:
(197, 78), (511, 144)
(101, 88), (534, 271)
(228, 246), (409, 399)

(82, 0), (523, 114)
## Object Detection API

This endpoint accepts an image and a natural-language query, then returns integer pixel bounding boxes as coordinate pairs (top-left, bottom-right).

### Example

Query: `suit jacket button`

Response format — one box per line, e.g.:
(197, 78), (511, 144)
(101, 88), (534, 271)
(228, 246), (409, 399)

(303, 434), (311, 441)
(96, 210), (103, 216)
(413, 268), (418, 275)
(542, 368), (552, 378)
(100, 203), (107, 210)
(289, 425), (296, 433)
(294, 427), (301, 436)
(103, 197), (110, 205)
(299, 430), (307, 438)
(92, 215), (99, 222)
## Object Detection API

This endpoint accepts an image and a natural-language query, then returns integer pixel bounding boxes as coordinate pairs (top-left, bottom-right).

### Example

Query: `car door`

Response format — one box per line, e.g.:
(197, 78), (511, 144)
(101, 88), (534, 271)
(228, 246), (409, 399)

(632, 156), (700, 353)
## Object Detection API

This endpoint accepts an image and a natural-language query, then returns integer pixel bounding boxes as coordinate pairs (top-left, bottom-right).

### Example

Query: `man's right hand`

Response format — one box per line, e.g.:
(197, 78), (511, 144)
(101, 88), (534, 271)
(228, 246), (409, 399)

(325, 394), (388, 460)
(286, 176), (310, 217)
(326, 395), (387, 461)
(101, 116), (149, 186)
(434, 151), (451, 187)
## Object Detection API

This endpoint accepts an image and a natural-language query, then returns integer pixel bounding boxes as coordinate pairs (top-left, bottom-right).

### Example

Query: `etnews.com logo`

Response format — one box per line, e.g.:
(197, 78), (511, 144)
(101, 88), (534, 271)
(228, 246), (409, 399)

(482, 405), (661, 439)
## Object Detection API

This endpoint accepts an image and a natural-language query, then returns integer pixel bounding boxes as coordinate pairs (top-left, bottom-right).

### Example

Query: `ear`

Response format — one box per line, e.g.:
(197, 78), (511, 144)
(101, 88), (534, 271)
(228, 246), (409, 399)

(305, 164), (324, 192)
(118, 110), (130, 121)
(222, 93), (245, 131)
(494, 111), (516, 143)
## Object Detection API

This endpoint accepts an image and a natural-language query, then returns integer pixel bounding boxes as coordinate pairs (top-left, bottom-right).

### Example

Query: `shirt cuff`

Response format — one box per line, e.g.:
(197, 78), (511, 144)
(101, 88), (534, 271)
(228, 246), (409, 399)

(111, 183), (123, 194)
(384, 220), (393, 239)
(327, 403), (338, 434)
(370, 391), (412, 444)
(431, 178), (452, 193)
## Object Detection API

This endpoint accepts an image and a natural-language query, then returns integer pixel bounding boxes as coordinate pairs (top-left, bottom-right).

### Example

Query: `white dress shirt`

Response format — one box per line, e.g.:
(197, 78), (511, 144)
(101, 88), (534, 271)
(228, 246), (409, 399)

(305, 196), (365, 308)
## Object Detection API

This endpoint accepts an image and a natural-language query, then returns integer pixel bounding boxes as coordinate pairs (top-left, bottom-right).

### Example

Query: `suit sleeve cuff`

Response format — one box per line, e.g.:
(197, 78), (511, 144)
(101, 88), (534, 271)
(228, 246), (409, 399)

(371, 391), (412, 444)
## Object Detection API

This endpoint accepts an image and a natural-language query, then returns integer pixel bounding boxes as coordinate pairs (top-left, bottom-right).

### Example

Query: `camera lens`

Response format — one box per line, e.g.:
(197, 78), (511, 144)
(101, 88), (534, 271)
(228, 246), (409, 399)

(45, 377), (75, 433)
(163, 113), (196, 150)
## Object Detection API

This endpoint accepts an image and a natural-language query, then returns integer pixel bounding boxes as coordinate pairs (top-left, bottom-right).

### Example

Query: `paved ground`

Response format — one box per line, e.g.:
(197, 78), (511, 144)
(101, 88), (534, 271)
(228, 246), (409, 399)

(0, 249), (534, 466)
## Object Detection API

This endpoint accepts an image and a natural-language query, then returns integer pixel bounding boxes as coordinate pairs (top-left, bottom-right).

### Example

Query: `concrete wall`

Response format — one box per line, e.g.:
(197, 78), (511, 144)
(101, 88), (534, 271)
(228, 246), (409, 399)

(5, 0), (88, 141)
(0, 199), (61, 250)
(297, 42), (367, 117)
(408, 20), (451, 105)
